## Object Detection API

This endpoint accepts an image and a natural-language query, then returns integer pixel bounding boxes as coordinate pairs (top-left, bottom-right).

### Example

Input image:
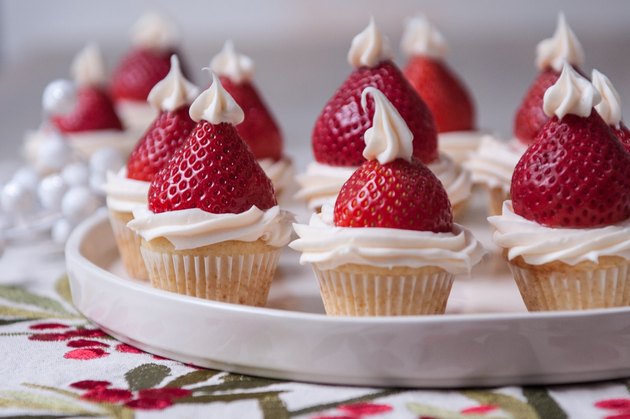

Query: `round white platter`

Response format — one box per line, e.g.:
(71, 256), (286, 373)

(65, 192), (630, 388)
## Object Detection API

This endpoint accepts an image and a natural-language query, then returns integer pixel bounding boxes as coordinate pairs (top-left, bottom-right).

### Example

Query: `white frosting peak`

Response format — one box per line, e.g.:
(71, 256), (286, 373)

(147, 55), (198, 112)
(401, 15), (448, 58)
(592, 69), (623, 127)
(543, 62), (600, 119)
(361, 87), (413, 164)
(71, 44), (106, 87)
(536, 13), (585, 72)
(189, 72), (244, 125)
(347, 17), (393, 68)
(131, 12), (179, 51)
(210, 40), (255, 84)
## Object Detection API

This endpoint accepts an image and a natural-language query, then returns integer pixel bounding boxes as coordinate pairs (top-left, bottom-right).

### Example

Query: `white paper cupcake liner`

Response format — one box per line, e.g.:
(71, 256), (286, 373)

(509, 261), (630, 311)
(108, 210), (149, 281)
(140, 245), (281, 307)
(312, 265), (454, 316)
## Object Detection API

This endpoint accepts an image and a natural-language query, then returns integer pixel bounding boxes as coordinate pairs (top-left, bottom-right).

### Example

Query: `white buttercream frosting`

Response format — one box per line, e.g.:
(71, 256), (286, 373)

(71, 44), (106, 87)
(489, 201), (630, 265)
(592, 69), (623, 127)
(189, 73), (244, 125)
(535, 13), (585, 72)
(290, 203), (484, 273)
(104, 168), (150, 213)
(295, 162), (357, 210)
(347, 17), (393, 69)
(438, 131), (486, 164)
(131, 12), (179, 51)
(116, 101), (158, 132)
(361, 87), (413, 164)
(128, 205), (294, 250)
(65, 130), (137, 159)
(147, 55), (198, 112)
(401, 14), (447, 58)
(465, 136), (526, 192)
(258, 157), (293, 192)
(543, 62), (600, 119)
(210, 40), (254, 84)
(428, 154), (471, 206)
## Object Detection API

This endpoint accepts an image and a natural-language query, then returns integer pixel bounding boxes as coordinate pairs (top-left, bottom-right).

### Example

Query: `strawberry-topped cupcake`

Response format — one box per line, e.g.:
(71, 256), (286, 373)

(128, 73), (293, 306)
(592, 69), (630, 151)
(111, 12), (185, 133)
(105, 55), (198, 281)
(401, 15), (483, 164)
(466, 13), (585, 215)
(210, 41), (293, 194)
(291, 87), (484, 316)
(489, 62), (630, 311)
(296, 18), (472, 216)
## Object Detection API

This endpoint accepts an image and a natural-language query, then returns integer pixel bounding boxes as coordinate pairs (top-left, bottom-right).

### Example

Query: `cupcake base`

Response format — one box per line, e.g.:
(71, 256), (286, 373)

(509, 256), (630, 311)
(140, 238), (280, 307)
(109, 209), (149, 281)
(487, 186), (509, 216)
(312, 264), (453, 316)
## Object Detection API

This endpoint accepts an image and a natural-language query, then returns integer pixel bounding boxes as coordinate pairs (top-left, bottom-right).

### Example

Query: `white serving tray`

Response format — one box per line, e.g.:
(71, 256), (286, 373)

(65, 194), (630, 388)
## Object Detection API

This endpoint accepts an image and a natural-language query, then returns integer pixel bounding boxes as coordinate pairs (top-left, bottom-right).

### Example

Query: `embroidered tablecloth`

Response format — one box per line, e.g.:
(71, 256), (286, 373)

(1, 241), (629, 419)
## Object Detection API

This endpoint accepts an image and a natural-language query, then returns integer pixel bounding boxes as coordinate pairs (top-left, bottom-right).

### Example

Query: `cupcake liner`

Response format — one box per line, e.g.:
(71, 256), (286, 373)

(312, 265), (454, 316)
(140, 243), (281, 307)
(487, 186), (509, 217)
(452, 199), (469, 219)
(509, 258), (630, 311)
(109, 210), (149, 281)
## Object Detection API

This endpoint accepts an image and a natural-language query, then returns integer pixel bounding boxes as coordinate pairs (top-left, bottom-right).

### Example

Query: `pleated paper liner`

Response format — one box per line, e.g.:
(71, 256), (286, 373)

(487, 186), (509, 217)
(108, 209), (149, 281)
(140, 238), (281, 307)
(312, 264), (454, 316)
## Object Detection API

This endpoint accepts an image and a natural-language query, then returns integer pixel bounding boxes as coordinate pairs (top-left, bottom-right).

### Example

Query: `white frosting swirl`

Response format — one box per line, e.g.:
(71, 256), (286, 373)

(535, 13), (585, 72)
(400, 15), (447, 58)
(438, 130), (486, 164)
(543, 62), (600, 119)
(428, 154), (471, 206)
(71, 44), (106, 87)
(128, 205), (294, 250)
(258, 157), (293, 192)
(104, 169), (150, 213)
(189, 73), (244, 125)
(65, 130), (137, 159)
(347, 17), (393, 69)
(210, 40), (254, 84)
(361, 87), (413, 164)
(116, 101), (158, 132)
(295, 162), (357, 210)
(290, 204), (484, 273)
(592, 69), (623, 127)
(489, 201), (630, 265)
(147, 55), (198, 112)
(464, 136), (526, 192)
(131, 12), (179, 51)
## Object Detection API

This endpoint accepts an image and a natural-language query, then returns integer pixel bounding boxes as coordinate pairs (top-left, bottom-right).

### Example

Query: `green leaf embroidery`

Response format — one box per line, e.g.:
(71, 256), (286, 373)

(164, 369), (220, 388)
(0, 306), (77, 320)
(0, 391), (97, 416)
(407, 402), (504, 419)
(54, 276), (74, 307)
(259, 393), (289, 419)
(176, 391), (285, 405)
(192, 374), (281, 393)
(0, 286), (71, 315)
(288, 389), (403, 417)
(125, 364), (171, 391)
(523, 387), (567, 419)
(463, 390), (538, 419)
(0, 318), (32, 326)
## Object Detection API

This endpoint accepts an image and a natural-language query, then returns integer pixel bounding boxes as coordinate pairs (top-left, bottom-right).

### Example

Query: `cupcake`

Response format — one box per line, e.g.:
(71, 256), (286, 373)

(105, 55), (198, 281)
(210, 41), (293, 194)
(296, 18), (471, 215)
(400, 15), (483, 164)
(291, 87), (484, 316)
(489, 63), (630, 311)
(128, 73), (293, 306)
(591, 69), (630, 151)
(466, 13), (585, 215)
(111, 12), (186, 133)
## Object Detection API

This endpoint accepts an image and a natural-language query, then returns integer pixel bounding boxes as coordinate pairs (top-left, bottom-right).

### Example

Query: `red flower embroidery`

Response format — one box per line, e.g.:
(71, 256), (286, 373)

(82, 387), (133, 403)
(67, 339), (109, 348)
(29, 322), (70, 330)
(138, 388), (192, 400)
(461, 404), (498, 414)
(125, 398), (173, 410)
(70, 380), (111, 390)
(312, 416), (356, 419)
(338, 402), (393, 415)
(597, 399), (630, 410)
(116, 343), (143, 354)
(64, 348), (109, 360)
(30, 328), (107, 341)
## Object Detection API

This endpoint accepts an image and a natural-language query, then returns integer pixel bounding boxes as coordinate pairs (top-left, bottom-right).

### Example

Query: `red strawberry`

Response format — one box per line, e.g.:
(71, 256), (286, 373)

(613, 123), (630, 153)
(513, 69), (560, 144)
(51, 87), (123, 133)
(219, 76), (283, 161)
(334, 158), (452, 233)
(403, 56), (475, 133)
(312, 60), (438, 166)
(111, 48), (177, 102)
(127, 107), (196, 181)
(148, 121), (276, 214)
(511, 111), (630, 227)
